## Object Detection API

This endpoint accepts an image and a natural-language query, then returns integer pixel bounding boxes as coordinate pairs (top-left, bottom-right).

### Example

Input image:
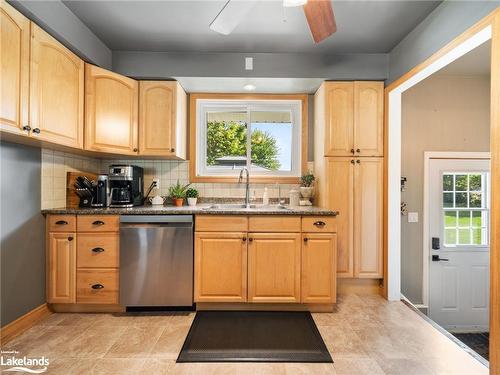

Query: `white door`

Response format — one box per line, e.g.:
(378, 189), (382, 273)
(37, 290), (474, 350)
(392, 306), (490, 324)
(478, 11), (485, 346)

(429, 158), (490, 332)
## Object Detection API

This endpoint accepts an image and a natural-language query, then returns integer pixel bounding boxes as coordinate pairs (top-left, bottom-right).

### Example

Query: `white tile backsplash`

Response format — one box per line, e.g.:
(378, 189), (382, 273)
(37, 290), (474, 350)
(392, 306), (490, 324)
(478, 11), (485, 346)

(42, 152), (309, 209)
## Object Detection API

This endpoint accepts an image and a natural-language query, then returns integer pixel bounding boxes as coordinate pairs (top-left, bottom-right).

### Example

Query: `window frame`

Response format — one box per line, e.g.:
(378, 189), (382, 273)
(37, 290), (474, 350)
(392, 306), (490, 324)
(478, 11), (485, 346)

(189, 93), (308, 183)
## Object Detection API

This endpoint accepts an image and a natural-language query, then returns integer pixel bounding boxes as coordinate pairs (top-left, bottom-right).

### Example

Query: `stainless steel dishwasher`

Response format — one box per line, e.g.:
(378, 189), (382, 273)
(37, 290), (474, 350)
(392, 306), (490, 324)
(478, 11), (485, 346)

(120, 215), (193, 307)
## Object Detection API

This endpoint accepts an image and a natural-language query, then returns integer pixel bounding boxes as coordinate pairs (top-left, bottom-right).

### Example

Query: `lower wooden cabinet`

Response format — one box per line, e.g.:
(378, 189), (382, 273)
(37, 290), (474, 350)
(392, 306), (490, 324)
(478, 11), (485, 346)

(248, 233), (301, 303)
(301, 233), (337, 303)
(194, 232), (247, 302)
(47, 232), (76, 303)
(76, 269), (119, 304)
(46, 215), (120, 306)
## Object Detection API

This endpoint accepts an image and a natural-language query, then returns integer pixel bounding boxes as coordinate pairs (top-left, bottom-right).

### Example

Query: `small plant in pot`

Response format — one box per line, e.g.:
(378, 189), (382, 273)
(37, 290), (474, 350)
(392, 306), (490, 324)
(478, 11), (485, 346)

(300, 171), (315, 199)
(186, 188), (199, 207)
(168, 180), (190, 207)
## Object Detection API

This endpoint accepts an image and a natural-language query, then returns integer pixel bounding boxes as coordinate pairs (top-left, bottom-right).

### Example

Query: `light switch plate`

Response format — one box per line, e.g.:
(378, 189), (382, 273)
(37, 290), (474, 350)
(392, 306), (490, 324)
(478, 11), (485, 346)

(245, 57), (253, 70)
(408, 212), (419, 223)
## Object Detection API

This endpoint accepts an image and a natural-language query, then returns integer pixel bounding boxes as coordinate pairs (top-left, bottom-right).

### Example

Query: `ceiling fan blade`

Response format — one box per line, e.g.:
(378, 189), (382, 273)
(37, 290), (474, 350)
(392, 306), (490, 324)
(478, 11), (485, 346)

(303, 0), (337, 43)
(210, 0), (259, 35)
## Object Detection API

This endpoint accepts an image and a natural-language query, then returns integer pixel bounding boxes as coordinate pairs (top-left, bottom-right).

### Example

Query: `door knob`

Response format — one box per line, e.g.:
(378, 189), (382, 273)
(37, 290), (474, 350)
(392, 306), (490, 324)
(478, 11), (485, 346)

(432, 255), (449, 262)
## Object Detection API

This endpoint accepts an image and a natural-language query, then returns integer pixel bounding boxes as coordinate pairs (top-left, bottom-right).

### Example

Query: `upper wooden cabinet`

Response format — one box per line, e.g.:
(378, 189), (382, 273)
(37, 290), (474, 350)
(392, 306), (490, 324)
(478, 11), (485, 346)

(0, 1), (30, 136)
(354, 82), (384, 156)
(30, 24), (84, 148)
(85, 64), (139, 155)
(247, 232), (301, 303)
(316, 81), (384, 157)
(139, 81), (187, 159)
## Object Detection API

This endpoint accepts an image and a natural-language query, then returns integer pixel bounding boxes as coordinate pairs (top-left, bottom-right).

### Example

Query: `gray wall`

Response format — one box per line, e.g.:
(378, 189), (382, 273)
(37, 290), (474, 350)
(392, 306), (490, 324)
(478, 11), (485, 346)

(8, 0), (112, 69)
(1, 142), (45, 326)
(112, 51), (388, 80)
(401, 75), (490, 304)
(388, 1), (500, 84)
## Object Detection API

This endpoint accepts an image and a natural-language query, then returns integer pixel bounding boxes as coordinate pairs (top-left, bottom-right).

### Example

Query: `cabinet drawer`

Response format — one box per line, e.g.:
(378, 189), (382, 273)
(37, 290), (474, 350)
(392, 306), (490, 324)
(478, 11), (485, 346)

(248, 216), (301, 233)
(77, 215), (119, 232)
(48, 215), (77, 232)
(77, 233), (119, 268)
(195, 215), (248, 232)
(302, 217), (337, 233)
(77, 269), (118, 304)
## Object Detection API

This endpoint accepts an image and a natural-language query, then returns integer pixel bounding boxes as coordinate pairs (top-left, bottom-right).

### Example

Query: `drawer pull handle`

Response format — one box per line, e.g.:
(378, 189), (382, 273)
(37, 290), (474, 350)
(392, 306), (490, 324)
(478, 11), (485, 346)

(55, 220), (68, 225)
(303, 237), (308, 242)
(92, 247), (105, 253)
(92, 220), (105, 226)
(313, 221), (326, 227)
(91, 284), (104, 290)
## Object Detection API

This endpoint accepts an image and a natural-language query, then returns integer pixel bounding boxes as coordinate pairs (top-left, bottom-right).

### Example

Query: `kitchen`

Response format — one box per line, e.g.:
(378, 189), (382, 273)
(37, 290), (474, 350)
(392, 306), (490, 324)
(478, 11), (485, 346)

(1, 1), (499, 374)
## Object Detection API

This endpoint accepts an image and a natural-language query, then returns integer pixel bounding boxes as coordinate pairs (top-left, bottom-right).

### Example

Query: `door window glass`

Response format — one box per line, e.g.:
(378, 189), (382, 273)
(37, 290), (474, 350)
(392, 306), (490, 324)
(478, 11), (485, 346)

(442, 173), (489, 247)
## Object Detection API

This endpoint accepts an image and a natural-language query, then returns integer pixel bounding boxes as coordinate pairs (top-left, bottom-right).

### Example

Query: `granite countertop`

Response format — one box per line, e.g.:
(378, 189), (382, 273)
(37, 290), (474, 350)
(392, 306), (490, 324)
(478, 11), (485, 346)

(42, 204), (339, 216)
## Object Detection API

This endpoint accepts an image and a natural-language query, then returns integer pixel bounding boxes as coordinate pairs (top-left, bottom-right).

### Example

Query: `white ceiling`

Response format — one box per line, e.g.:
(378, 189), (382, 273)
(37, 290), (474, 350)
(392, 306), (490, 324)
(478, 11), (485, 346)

(436, 40), (491, 76)
(176, 77), (324, 93)
(62, 0), (441, 54)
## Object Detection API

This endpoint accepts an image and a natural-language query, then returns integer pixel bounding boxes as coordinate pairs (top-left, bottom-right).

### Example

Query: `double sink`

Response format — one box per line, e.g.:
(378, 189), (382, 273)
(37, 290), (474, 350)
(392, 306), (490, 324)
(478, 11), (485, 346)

(201, 203), (292, 211)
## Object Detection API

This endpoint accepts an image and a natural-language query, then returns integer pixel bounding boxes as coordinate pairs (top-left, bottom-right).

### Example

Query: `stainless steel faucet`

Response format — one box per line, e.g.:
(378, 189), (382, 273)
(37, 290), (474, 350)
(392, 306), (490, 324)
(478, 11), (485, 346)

(238, 167), (251, 208)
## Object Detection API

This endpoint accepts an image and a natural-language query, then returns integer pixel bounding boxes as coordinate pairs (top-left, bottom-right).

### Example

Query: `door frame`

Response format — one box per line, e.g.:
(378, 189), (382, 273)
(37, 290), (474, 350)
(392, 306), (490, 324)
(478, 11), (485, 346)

(384, 8), (500, 372)
(422, 152), (491, 308)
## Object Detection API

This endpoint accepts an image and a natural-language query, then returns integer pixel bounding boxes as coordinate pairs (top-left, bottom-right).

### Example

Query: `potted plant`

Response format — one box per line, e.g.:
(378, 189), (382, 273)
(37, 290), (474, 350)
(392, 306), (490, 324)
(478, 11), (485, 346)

(168, 180), (190, 207)
(300, 171), (315, 199)
(186, 188), (199, 206)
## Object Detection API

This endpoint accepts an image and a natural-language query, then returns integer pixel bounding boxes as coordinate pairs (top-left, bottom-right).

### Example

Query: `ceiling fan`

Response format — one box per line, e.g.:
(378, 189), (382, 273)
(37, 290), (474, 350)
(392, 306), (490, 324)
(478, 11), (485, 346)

(209, 0), (337, 44)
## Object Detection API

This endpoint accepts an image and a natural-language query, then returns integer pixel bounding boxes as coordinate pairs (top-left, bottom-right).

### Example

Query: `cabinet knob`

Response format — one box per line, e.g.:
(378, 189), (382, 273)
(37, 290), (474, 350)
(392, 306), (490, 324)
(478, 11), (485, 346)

(171, 148), (175, 152)
(303, 237), (308, 242)
(91, 247), (105, 253)
(356, 149), (360, 153)
(356, 159), (361, 164)
(91, 284), (104, 290)
(133, 148), (138, 152)
(248, 238), (253, 242)
(92, 220), (105, 226)
(313, 221), (326, 227)
(32, 128), (41, 134)
(242, 237), (247, 242)
(350, 149), (355, 154)
(350, 159), (355, 164)
(23, 125), (31, 132)
(55, 220), (68, 225)
(68, 236), (74, 241)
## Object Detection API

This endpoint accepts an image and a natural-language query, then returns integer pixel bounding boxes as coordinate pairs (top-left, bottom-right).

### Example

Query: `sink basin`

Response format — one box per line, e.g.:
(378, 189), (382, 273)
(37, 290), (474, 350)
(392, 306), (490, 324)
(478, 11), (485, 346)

(202, 204), (257, 210)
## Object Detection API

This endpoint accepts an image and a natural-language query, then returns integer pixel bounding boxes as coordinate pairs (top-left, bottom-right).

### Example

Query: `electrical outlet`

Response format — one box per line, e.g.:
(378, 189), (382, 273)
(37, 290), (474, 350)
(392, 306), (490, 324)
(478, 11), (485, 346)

(408, 212), (419, 223)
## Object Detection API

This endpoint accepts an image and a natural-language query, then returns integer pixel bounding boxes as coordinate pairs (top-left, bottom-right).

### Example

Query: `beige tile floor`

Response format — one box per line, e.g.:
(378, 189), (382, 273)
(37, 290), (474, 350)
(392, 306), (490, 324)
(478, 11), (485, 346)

(1, 294), (488, 374)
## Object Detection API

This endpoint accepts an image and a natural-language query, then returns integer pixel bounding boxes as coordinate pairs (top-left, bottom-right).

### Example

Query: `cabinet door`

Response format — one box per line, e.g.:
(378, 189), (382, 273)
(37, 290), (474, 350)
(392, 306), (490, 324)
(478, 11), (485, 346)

(248, 233), (301, 303)
(354, 81), (384, 156)
(326, 157), (354, 277)
(139, 81), (186, 158)
(194, 232), (247, 302)
(324, 82), (354, 156)
(30, 24), (84, 148)
(302, 233), (337, 303)
(0, 1), (29, 136)
(354, 157), (383, 278)
(85, 64), (138, 155)
(47, 232), (76, 303)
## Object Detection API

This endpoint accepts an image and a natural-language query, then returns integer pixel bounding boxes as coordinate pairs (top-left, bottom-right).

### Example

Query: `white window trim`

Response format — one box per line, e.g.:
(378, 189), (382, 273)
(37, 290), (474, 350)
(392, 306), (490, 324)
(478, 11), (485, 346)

(195, 99), (302, 178)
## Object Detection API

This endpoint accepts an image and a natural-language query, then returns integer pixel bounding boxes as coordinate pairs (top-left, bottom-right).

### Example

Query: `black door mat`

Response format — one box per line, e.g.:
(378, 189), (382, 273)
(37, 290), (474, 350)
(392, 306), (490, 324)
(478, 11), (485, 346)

(177, 311), (333, 363)
(452, 332), (489, 361)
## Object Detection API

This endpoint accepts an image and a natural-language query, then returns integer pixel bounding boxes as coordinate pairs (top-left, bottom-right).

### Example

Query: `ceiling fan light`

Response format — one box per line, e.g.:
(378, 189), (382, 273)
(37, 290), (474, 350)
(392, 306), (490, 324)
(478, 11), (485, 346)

(283, 0), (307, 7)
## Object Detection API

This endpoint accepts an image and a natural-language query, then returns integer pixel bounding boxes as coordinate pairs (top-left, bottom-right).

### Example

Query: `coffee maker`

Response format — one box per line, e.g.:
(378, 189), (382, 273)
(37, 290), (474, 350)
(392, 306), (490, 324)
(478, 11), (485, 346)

(109, 165), (144, 207)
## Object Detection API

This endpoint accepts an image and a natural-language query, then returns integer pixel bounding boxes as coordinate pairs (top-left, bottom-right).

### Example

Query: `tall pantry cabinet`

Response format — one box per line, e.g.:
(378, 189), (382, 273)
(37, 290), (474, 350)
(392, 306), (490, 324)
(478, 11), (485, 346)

(314, 81), (384, 279)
